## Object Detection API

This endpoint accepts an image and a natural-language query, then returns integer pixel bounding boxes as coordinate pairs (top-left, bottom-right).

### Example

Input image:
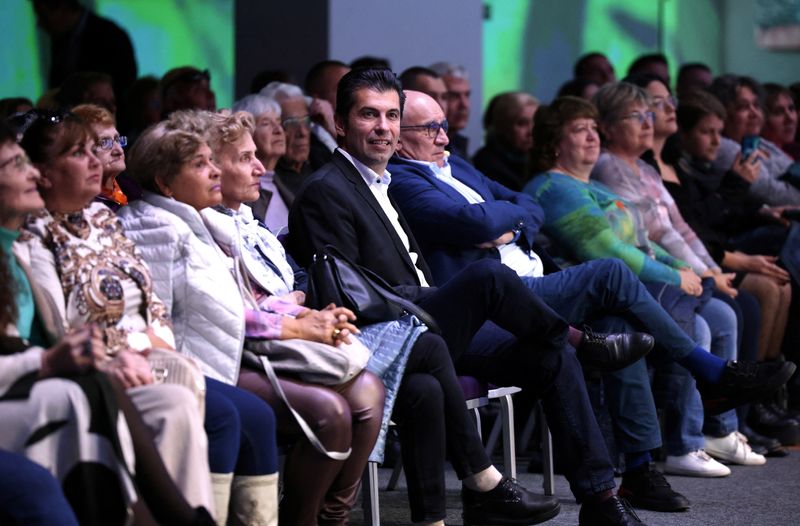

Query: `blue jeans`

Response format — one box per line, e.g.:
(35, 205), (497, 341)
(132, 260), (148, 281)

(0, 450), (78, 525)
(522, 259), (698, 361)
(653, 315), (707, 456)
(521, 258), (701, 454)
(699, 298), (739, 437)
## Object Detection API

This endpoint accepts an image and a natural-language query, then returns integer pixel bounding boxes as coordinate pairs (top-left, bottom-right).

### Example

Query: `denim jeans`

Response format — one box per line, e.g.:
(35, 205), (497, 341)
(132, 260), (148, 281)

(699, 298), (740, 437)
(521, 258), (703, 454)
(521, 258), (698, 361)
(653, 315), (708, 456)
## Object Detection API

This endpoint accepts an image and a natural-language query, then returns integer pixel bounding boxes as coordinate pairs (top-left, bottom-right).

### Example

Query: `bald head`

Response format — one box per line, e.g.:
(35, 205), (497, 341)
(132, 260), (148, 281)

(402, 90), (444, 124)
(398, 90), (449, 166)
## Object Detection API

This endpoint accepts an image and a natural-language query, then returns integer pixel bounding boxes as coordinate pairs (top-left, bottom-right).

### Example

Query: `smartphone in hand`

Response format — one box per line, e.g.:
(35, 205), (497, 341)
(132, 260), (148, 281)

(741, 135), (761, 161)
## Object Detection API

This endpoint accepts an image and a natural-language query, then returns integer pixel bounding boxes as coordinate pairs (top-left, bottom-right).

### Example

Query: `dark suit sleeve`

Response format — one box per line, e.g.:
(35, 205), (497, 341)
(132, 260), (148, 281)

(288, 176), (362, 268)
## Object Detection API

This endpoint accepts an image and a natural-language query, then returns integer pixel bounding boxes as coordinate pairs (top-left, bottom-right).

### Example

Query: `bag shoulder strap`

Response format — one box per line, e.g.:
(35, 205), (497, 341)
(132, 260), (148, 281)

(255, 350), (351, 461)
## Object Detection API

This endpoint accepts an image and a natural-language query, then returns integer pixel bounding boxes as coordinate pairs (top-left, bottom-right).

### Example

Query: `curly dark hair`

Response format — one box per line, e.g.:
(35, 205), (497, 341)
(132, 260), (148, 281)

(531, 96), (599, 174)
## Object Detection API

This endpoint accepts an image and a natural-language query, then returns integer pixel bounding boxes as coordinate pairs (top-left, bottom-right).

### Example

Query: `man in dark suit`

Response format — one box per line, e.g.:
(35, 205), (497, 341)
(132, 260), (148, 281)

(288, 67), (647, 525)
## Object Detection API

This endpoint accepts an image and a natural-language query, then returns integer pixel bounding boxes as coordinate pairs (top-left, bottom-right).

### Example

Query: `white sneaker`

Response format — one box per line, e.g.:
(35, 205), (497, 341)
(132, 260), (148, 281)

(705, 431), (767, 466)
(664, 450), (731, 477)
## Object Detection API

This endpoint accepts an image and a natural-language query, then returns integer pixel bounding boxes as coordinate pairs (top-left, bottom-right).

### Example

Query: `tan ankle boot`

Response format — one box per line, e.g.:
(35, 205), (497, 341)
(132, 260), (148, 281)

(211, 472), (233, 525)
(229, 473), (278, 526)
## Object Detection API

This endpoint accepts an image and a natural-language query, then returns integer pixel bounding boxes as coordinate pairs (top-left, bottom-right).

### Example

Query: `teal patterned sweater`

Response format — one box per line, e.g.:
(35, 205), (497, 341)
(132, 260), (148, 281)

(524, 171), (687, 286)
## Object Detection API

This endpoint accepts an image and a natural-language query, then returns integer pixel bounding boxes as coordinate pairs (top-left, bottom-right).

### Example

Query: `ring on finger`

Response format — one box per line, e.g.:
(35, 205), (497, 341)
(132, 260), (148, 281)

(332, 328), (341, 340)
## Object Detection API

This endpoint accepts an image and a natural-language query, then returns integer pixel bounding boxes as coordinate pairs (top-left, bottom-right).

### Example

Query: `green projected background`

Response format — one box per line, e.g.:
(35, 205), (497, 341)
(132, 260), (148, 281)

(1, 0), (234, 108)
(483, 0), (721, 107)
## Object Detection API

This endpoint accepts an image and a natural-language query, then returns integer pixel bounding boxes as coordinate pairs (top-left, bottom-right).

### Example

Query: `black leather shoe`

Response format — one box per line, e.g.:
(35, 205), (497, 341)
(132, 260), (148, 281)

(462, 477), (561, 525)
(617, 462), (690, 512)
(577, 327), (654, 372)
(579, 496), (645, 526)
(697, 360), (797, 415)
(748, 402), (800, 446)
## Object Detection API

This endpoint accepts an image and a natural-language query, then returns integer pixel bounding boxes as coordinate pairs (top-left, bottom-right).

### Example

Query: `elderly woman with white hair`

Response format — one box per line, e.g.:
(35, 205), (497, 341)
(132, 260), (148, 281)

(256, 82), (337, 212)
(473, 91), (539, 191)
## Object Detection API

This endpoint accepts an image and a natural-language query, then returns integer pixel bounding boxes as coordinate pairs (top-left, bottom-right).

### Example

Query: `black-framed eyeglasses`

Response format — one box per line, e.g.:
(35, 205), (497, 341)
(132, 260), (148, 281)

(652, 95), (677, 112)
(96, 135), (128, 150)
(621, 111), (655, 125)
(281, 115), (311, 130)
(400, 119), (449, 138)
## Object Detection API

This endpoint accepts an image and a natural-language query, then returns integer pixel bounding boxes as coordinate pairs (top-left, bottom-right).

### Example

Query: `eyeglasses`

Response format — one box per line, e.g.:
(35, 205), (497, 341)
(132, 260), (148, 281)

(400, 119), (449, 138)
(281, 115), (311, 130)
(96, 135), (128, 150)
(0, 152), (32, 173)
(621, 111), (655, 125)
(652, 95), (677, 111)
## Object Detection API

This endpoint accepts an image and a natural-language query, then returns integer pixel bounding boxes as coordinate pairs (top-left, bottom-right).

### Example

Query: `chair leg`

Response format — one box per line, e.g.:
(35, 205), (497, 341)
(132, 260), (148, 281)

(472, 406), (483, 441)
(499, 394), (517, 480)
(539, 404), (554, 496)
(518, 407), (539, 453)
(484, 411), (502, 458)
(361, 461), (380, 525)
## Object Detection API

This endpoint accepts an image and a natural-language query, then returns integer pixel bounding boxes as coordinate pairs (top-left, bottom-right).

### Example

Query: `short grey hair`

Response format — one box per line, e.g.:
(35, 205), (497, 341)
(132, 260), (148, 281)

(259, 81), (306, 103)
(429, 62), (469, 80)
(592, 81), (652, 124)
(233, 94), (282, 118)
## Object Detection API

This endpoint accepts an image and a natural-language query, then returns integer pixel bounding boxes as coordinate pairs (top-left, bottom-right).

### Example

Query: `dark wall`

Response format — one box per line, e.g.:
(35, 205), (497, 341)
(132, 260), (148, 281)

(235, 0), (330, 98)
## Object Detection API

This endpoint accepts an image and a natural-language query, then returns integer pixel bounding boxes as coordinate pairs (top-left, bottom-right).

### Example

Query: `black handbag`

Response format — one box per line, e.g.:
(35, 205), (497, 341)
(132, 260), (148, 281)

(307, 245), (440, 333)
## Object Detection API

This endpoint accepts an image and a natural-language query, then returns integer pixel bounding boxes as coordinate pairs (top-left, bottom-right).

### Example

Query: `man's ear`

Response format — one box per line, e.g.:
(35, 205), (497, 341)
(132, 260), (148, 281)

(154, 175), (173, 197)
(334, 113), (346, 138)
(396, 137), (404, 153)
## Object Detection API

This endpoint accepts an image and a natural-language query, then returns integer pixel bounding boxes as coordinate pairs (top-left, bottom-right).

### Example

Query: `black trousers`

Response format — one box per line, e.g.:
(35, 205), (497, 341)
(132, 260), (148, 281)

(417, 259), (616, 502)
(392, 332), (492, 522)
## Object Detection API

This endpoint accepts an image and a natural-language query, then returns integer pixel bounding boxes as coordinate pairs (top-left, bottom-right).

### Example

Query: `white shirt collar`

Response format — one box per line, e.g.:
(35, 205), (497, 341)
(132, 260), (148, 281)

(338, 148), (391, 187)
(403, 155), (452, 179)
